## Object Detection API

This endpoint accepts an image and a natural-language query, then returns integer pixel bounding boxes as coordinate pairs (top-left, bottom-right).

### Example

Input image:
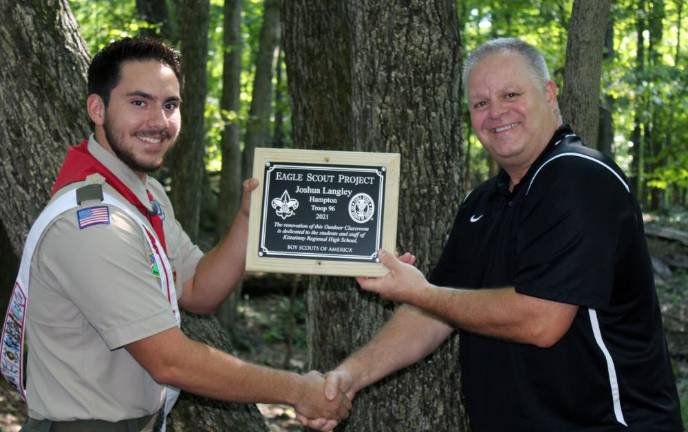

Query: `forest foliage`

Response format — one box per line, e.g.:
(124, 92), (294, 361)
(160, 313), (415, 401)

(0, 1), (685, 429)
(67, 0), (688, 237)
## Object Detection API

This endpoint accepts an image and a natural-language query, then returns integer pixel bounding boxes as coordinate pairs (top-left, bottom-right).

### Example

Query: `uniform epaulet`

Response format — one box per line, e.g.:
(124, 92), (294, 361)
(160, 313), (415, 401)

(76, 183), (104, 205)
(75, 174), (106, 205)
(76, 175), (108, 228)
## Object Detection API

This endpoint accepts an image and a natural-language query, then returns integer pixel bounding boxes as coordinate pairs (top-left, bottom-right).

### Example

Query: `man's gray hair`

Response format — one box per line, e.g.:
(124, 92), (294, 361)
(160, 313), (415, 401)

(462, 38), (551, 94)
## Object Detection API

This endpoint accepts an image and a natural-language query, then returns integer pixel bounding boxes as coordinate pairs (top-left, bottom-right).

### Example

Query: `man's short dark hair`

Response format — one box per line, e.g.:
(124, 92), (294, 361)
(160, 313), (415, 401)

(87, 37), (182, 105)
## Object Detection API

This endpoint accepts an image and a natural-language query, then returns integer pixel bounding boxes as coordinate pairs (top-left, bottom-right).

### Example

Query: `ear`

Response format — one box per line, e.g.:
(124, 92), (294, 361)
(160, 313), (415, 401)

(545, 80), (559, 110)
(86, 94), (106, 126)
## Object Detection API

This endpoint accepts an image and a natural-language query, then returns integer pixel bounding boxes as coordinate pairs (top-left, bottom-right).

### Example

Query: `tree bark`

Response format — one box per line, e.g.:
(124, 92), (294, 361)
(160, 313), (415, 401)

(216, 0), (245, 331)
(597, 15), (615, 157)
(0, 222), (19, 319)
(136, 0), (178, 42)
(283, 1), (468, 430)
(241, 0), (281, 180)
(169, 312), (268, 432)
(667, 0), (684, 207)
(0, 1), (268, 429)
(273, 47), (287, 149)
(216, 0), (244, 237)
(560, 0), (611, 150)
(631, 0), (647, 200)
(647, 0), (665, 210)
(171, 0), (210, 241)
(598, 97), (614, 157)
(0, 0), (90, 253)
(675, 0), (683, 65)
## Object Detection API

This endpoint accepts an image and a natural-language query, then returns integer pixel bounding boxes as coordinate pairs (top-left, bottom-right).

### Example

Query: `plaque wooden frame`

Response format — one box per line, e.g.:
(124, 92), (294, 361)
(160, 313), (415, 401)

(246, 148), (400, 277)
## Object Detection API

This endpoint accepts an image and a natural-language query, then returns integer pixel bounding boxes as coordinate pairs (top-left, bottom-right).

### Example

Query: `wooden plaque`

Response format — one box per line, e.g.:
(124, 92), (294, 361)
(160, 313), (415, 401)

(246, 148), (400, 277)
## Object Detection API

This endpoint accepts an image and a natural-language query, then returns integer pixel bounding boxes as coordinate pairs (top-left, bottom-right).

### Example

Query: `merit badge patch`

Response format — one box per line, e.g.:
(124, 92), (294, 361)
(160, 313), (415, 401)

(149, 254), (161, 279)
(1, 283), (26, 393)
(77, 206), (110, 229)
(151, 200), (165, 221)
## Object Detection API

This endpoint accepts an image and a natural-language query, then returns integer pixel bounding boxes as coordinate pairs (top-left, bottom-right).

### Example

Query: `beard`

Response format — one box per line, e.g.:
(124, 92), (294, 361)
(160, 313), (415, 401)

(103, 119), (172, 174)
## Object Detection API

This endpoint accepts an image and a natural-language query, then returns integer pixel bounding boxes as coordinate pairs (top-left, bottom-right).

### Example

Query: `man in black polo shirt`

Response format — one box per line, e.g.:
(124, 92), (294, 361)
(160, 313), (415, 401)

(302, 38), (683, 431)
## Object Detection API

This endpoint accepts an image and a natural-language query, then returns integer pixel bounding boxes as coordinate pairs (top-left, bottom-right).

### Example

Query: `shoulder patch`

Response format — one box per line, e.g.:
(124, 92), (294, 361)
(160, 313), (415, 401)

(77, 206), (110, 229)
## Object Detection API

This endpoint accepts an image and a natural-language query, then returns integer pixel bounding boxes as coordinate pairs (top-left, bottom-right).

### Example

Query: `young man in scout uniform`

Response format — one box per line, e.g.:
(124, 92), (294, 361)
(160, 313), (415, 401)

(1, 37), (350, 432)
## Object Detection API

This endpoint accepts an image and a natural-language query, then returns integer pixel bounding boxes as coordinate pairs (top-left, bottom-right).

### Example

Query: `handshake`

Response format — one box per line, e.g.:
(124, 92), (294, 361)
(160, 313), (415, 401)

(292, 368), (355, 432)
(289, 251), (419, 430)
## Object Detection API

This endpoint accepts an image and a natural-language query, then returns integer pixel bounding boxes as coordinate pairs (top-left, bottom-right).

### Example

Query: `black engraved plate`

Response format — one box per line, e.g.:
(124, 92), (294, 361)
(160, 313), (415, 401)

(258, 163), (386, 262)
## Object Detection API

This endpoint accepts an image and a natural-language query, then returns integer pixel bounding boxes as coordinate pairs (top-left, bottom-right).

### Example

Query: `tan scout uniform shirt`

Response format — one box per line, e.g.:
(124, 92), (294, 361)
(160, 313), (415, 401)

(25, 136), (203, 421)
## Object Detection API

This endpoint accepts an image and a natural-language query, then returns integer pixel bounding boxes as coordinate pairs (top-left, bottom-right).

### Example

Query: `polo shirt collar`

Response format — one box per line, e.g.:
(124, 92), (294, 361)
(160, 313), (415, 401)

(491, 124), (576, 199)
(87, 134), (155, 211)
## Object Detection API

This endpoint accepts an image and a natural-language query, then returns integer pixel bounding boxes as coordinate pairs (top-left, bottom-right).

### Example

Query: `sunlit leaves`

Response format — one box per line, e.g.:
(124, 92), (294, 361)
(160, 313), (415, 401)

(67, 0), (688, 205)
(69, 0), (155, 54)
(458, 0), (688, 204)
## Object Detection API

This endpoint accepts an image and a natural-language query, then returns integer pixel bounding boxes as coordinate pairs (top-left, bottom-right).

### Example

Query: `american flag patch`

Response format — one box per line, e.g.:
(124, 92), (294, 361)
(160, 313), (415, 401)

(77, 206), (110, 229)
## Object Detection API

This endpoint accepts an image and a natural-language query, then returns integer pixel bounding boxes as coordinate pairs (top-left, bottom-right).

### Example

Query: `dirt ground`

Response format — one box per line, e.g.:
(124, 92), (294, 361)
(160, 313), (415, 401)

(0, 379), (23, 432)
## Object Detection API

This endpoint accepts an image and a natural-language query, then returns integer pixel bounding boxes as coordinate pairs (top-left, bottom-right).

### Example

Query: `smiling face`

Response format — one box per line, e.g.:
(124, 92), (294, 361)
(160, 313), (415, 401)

(87, 60), (181, 178)
(467, 51), (561, 185)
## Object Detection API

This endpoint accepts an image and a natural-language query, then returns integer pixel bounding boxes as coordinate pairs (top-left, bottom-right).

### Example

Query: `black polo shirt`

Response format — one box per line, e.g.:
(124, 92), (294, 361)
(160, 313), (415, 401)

(429, 126), (682, 431)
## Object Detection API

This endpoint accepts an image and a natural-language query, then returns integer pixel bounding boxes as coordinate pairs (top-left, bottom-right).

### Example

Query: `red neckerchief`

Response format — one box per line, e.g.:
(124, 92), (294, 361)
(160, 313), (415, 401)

(52, 139), (167, 252)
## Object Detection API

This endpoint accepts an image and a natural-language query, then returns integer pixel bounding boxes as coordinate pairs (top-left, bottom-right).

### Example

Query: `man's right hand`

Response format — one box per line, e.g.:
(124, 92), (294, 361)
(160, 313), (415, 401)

(323, 368), (355, 401)
(293, 370), (351, 430)
(356, 249), (428, 304)
(296, 368), (356, 431)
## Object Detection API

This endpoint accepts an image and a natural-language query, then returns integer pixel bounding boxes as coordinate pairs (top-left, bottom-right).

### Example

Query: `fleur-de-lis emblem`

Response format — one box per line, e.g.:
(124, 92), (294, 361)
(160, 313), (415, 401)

(272, 190), (299, 220)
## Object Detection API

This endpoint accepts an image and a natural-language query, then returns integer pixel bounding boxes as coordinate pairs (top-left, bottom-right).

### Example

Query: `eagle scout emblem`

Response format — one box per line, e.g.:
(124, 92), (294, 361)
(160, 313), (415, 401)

(271, 190), (299, 220)
(77, 206), (110, 229)
(348, 193), (374, 223)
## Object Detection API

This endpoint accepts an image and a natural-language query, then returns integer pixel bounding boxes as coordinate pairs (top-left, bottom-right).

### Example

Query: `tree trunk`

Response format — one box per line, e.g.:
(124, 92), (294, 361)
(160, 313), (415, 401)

(241, 0), (281, 180)
(273, 47), (287, 149)
(171, 0), (210, 241)
(675, 0), (683, 65)
(630, 0), (646, 200)
(168, 312), (268, 432)
(560, 0), (611, 150)
(216, 0), (245, 331)
(597, 15), (615, 157)
(463, 129), (473, 191)
(667, 0), (683, 207)
(0, 0), (90, 253)
(282, 1), (468, 430)
(0, 223), (19, 319)
(647, 0), (665, 211)
(598, 97), (614, 157)
(0, 0), (88, 312)
(216, 0), (244, 237)
(136, 0), (178, 42)
(0, 2), (268, 429)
